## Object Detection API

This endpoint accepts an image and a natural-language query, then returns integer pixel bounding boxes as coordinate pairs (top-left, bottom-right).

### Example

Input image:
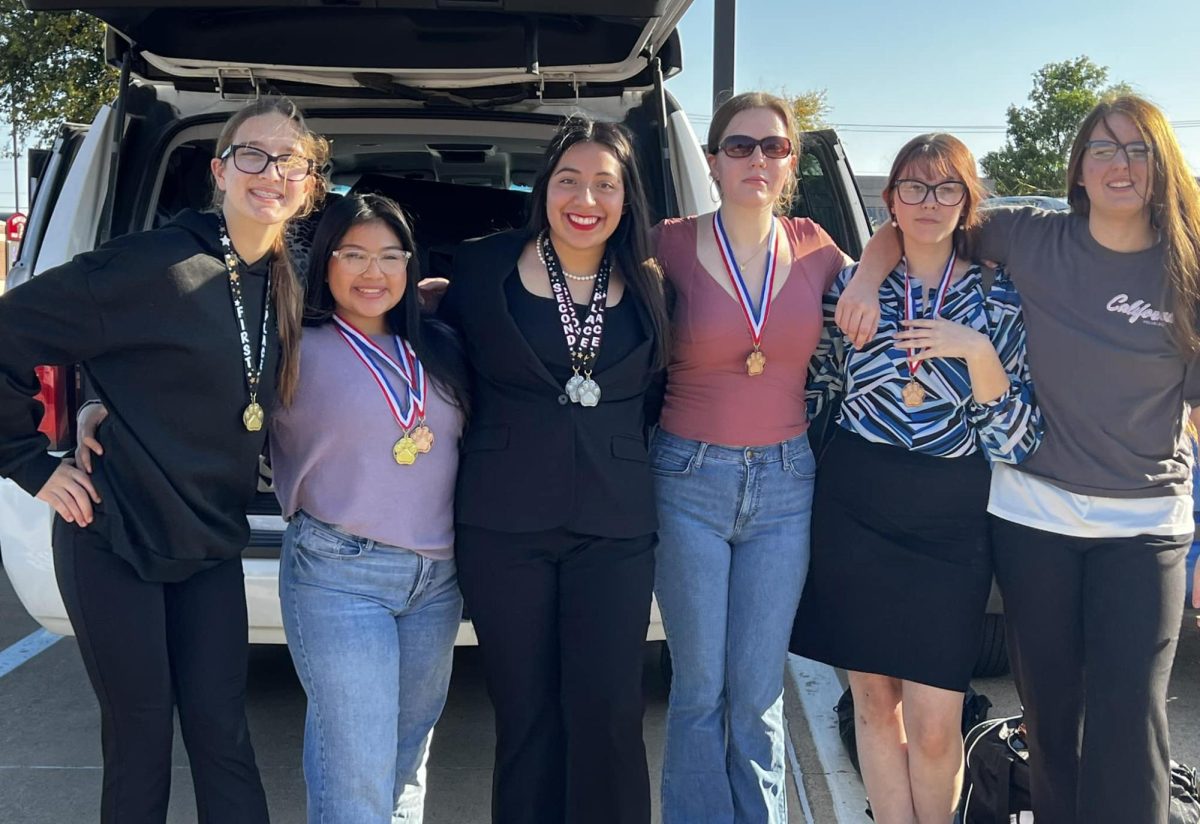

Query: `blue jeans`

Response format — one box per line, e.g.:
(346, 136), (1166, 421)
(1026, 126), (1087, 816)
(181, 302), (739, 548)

(280, 511), (462, 824)
(651, 429), (816, 824)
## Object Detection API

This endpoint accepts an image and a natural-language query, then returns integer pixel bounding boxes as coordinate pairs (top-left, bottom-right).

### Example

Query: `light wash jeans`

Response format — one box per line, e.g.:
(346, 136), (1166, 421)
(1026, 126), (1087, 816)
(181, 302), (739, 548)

(651, 429), (816, 824)
(280, 511), (462, 824)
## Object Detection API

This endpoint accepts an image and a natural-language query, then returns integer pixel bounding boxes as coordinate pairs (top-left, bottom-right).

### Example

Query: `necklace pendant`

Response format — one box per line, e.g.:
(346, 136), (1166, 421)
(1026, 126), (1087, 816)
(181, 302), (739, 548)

(410, 424), (435, 454)
(242, 402), (265, 432)
(577, 378), (602, 407)
(902, 380), (927, 408)
(565, 374), (585, 403)
(746, 348), (767, 377)
(393, 435), (419, 465)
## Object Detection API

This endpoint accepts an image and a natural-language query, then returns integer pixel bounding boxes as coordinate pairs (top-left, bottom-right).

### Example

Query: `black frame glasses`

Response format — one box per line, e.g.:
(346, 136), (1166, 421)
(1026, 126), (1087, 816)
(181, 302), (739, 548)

(1084, 139), (1152, 164)
(330, 248), (413, 276)
(713, 134), (793, 159)
(220, 144), (315, 181)
(894, 178), (968, 207)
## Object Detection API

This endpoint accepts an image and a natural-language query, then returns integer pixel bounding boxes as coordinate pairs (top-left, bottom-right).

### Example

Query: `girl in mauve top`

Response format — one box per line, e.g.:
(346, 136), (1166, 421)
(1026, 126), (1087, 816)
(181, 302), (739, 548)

(651, 91), (849, 824)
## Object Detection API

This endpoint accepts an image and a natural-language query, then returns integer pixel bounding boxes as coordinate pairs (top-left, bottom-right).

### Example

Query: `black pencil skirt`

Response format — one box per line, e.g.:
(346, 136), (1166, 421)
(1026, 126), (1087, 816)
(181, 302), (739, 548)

(790, 429), (993, 692)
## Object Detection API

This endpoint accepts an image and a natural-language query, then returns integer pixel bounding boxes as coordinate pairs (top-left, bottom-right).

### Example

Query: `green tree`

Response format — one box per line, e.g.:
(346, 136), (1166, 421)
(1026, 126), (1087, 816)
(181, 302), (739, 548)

(0, 2), (117, 147)
(981, 56), (1128, 196)
(785, 89), (830, 132)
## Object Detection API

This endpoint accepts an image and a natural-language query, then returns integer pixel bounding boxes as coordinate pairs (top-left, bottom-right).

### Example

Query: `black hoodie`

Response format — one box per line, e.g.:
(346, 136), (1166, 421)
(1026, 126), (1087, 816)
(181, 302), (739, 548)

(0, 209), (278, 582)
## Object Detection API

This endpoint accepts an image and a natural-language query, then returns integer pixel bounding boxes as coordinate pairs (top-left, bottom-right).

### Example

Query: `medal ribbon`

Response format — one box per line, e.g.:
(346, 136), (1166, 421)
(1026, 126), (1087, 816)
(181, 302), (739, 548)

(902, 251), (957, 377)
(219, 217), (272, 405)
(332, 315), (423, 431)
(540, 232), (612, 377)
(713, 211), (779, 349)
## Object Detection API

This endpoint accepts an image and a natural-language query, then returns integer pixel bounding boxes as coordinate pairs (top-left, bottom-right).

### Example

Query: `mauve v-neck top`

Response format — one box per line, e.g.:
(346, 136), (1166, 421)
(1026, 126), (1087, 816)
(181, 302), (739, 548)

(655, 215), (845, 447)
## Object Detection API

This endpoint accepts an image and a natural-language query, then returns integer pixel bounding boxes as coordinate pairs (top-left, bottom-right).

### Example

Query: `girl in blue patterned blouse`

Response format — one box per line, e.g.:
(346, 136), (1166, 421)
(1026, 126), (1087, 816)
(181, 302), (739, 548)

(792, 133), (1042, 824)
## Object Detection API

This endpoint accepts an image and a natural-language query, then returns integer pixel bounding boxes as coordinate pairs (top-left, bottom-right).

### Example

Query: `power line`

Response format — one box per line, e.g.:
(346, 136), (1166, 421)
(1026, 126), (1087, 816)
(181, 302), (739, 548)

(686, 114), (1200, 133)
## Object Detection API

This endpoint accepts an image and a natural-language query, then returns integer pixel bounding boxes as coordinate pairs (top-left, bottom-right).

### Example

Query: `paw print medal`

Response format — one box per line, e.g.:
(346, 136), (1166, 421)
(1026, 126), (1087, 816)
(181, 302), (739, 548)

(713, 210), (778, 377)
(332, 316), (433, 466)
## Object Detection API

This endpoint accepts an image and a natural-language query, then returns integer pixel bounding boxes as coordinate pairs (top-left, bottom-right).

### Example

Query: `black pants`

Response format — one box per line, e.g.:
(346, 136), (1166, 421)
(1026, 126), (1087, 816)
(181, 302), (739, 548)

(456, 524), (656, 824)
(991, 516), (1189, 824)
(53, 518), (269, 824)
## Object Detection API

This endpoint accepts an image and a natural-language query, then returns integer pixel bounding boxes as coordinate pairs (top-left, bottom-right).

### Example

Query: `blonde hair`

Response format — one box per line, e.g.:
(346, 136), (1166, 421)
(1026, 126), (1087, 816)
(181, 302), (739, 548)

(1065, 95), (1200, 355)
(706, 91), (800, 214)
(212, 97), (330, 405)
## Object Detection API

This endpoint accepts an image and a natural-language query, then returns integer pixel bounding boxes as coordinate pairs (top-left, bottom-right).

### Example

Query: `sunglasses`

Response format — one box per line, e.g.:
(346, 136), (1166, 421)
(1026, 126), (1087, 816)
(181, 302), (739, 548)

(712, 135), (793, 160)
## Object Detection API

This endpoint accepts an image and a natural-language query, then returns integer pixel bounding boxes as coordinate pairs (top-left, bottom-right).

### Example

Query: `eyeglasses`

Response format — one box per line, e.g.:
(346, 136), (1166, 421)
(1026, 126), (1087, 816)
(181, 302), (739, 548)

(1085, 140), (1152, 164)
(330, 248), (413, 276)
(713, 135), (793, 159)
(894, 178), (968, 207)
(220, 144), (315, 181)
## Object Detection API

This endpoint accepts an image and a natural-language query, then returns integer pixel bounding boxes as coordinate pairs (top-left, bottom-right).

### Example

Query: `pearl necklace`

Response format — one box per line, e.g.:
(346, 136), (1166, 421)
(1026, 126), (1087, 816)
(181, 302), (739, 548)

(537, 233), (599, 280)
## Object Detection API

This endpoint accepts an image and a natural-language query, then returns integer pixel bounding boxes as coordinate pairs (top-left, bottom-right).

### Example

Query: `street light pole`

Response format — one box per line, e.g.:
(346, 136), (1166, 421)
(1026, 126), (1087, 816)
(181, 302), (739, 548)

(712, 0), (736, 114)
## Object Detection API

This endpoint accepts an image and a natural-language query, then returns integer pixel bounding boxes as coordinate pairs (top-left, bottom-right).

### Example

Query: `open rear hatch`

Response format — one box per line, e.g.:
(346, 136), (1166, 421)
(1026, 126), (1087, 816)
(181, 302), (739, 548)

(24, 1), (692, 98)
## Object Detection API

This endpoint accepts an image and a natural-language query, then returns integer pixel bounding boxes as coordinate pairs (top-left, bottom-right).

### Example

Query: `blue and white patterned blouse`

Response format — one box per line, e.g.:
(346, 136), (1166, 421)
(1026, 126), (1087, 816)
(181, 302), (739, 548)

(808, 263), (1042, 464)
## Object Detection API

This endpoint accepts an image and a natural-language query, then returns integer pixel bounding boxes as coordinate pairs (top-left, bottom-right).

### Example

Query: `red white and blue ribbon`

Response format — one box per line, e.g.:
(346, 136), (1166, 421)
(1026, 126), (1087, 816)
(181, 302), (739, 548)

(902, 250), (956, 377)
(713, 210), (779, 350)
(332, 315), (427, 429)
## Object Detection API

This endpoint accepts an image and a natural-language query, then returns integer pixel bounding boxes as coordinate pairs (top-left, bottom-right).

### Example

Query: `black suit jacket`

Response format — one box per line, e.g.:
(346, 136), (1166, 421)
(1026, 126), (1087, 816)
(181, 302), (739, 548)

(442, 229), (659, 538)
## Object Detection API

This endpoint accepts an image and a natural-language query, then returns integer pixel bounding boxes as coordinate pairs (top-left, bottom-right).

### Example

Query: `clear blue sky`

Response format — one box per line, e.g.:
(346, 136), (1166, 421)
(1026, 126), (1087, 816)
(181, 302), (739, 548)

(1, 1), (1195, 211)
(667, 0), (1200, 176)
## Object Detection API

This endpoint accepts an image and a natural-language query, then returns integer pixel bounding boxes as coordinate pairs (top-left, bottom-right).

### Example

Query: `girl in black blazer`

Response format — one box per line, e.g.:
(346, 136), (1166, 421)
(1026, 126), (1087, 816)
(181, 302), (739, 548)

(441, 116), (669, 824)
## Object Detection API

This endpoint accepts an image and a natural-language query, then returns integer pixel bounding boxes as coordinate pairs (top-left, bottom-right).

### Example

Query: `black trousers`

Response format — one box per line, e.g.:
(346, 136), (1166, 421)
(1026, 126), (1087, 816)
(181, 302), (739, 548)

(456, 524), (656, 824)
(991, 516), (1189, 824)
(53, 518), (269, 824)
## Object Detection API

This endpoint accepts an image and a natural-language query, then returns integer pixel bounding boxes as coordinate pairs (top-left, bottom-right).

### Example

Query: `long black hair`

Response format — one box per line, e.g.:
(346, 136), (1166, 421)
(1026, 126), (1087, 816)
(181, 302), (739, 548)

(528, 115), (670, 369)
(304, 193), (470, 413)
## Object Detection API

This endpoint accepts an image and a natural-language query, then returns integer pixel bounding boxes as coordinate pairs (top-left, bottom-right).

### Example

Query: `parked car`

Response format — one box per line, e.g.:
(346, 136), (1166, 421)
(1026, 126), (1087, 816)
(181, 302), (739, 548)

(0, 1), (874, 649)
(980, 194), (1069, 211)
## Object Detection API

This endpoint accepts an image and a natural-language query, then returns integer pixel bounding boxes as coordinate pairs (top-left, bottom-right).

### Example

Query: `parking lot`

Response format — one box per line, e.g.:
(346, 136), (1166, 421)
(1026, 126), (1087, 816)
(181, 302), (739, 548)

(2, 559), (1200, 823)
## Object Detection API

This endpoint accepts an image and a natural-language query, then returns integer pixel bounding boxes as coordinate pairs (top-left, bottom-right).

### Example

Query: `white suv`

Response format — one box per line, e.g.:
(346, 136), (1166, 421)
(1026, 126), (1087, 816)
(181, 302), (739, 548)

(1, 0), (872, 645)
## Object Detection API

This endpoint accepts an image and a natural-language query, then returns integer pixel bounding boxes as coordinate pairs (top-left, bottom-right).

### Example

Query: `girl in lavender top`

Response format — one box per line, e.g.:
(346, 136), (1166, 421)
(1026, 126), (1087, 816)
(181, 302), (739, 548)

(271, 193), (470, 823)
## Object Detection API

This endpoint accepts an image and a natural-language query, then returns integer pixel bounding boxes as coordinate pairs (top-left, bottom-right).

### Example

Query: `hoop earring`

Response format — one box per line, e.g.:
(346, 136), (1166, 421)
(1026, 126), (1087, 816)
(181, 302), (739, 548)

(710, 177), (722, 202)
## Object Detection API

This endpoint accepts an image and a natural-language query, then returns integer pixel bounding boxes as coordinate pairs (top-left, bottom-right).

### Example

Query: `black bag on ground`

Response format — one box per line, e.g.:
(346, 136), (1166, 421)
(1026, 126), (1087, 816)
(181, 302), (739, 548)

(960, 712), (1200, 824)
(961, 714), (1031, 824)
(835, 686), (992, 775)
(1173, 760), (1200, 824)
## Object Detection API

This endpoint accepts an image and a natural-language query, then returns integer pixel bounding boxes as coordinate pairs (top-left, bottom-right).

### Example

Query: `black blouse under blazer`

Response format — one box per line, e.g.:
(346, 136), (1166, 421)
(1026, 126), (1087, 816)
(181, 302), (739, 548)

(442, 228), (659, 538)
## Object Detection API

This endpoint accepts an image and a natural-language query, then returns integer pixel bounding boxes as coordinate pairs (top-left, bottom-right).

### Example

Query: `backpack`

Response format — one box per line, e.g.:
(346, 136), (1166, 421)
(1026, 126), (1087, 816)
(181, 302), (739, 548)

(961, 714), (1031, 824)
(960, 713), (1200, 824)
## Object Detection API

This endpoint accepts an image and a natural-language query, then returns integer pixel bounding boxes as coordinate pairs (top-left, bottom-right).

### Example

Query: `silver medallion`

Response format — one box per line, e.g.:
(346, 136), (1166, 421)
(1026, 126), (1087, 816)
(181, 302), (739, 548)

(565, 374), (585, 404)
(577, 378), (602, 407)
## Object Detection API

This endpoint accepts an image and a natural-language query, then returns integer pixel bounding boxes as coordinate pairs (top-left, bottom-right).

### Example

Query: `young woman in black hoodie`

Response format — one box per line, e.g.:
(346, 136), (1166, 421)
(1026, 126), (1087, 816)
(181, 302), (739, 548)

(0, 98), (328, 823)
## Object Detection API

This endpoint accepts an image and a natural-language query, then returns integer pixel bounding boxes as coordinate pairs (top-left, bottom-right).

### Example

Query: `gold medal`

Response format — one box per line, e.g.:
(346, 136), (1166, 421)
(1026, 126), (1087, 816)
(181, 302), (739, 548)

(410, 424), (435, 454)
(902, 380), (926, 408)
(393, 435), (419, 465)
(746, 348), (767, 376)
(242, 402), (265, 432)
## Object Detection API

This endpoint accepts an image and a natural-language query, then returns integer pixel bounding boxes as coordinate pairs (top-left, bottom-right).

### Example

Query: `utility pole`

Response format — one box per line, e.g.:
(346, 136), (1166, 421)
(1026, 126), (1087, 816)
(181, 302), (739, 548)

(10, 101), (18, 213)
(712, 0), (736, 115)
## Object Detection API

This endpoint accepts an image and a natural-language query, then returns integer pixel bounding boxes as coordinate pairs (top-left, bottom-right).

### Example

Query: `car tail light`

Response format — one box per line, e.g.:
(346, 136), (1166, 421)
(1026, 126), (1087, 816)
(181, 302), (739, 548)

(33, 365), (69, 450)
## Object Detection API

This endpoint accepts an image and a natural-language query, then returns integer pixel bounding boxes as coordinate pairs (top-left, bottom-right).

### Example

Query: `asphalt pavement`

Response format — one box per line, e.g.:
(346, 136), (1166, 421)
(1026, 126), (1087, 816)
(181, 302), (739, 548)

(2, 560), (1199, 824)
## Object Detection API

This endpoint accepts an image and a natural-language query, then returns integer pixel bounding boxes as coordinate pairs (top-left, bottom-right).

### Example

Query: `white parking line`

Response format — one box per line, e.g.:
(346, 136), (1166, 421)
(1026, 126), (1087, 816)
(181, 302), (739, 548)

(0, 628), (62, 679)
(786, 653), (872, 823)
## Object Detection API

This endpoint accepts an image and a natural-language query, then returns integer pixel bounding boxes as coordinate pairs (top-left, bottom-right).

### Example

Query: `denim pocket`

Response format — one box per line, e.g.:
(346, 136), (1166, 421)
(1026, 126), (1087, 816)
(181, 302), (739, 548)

(295, 517), (363, 559)
(788, 443), (818, 481)
(649, 443), (695, 477)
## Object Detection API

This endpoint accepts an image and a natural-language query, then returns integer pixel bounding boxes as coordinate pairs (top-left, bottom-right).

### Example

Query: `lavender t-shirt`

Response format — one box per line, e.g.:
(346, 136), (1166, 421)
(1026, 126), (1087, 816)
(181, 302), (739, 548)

(270, 323), (464, 558)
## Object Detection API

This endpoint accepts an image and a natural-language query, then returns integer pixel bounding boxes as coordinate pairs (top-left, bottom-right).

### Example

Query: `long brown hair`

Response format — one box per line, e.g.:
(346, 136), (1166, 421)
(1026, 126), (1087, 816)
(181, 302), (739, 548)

(706, 91), (801, 214)
(212, 97), (330, 404)
(527, 115), (670, 369)
(882, 133), (988, 260)
(1065, 95), (1200, 355)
